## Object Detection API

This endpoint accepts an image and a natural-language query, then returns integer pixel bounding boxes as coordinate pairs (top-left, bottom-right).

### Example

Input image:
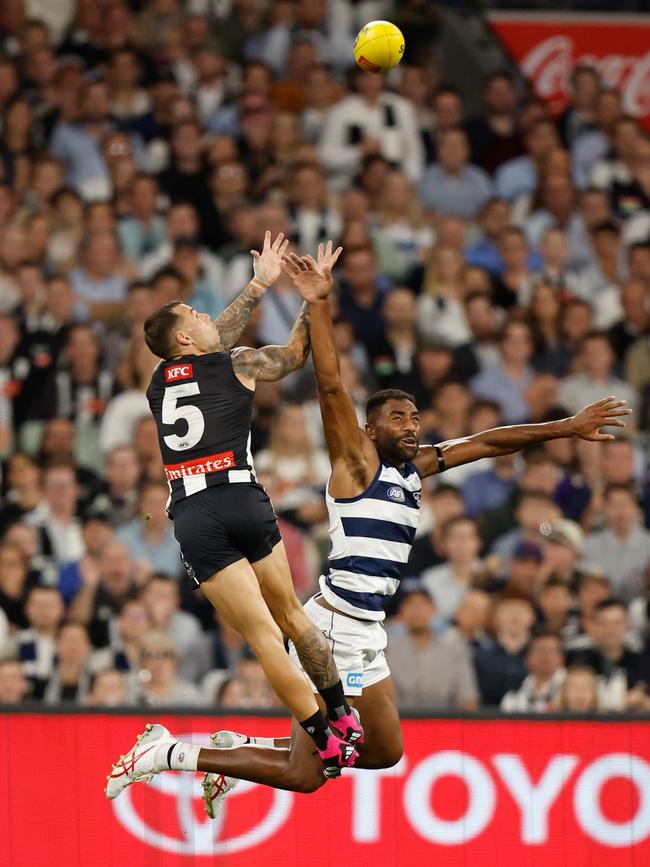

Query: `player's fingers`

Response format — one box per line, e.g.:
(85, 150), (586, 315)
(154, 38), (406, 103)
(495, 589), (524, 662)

(317, 243), (324, 261)
(304, 255), (318, 268)
(271, 232), (284, 252)
(325, 239), (332, 258)
(330, 246), (343, 264)
(250, 250), (260, 259)
(605, 407), (632, 416)
(279, 238), (290, 256)
(604, 417), (626, 427)
(288, 252), (308, 271)
(280, 255), (298, 275)
(263, 230), (271, 251)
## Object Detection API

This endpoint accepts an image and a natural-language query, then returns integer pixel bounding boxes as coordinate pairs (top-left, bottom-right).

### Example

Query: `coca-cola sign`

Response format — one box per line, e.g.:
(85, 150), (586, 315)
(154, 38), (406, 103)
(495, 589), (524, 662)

(489, 14), (650, 126)
(1, 713), (650, 866)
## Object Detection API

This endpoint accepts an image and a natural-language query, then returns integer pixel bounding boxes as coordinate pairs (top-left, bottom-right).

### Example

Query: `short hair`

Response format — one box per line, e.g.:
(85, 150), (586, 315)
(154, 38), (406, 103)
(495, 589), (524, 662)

(143, 301), (182, 359)
(604, 482), (638, 502)
(594, 597), (626, 616)
(441, 515), (478, 538)
(431, 483), (462, 500)
(530, 627), (563, 646)
(628, 241), (650, 260)
(366, 389), (416, 420)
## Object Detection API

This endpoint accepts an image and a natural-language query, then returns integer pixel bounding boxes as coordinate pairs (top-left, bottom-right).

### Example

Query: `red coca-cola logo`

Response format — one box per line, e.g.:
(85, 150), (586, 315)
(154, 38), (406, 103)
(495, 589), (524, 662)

(490, 16), (650, 126)
(521, 35), (650, 117)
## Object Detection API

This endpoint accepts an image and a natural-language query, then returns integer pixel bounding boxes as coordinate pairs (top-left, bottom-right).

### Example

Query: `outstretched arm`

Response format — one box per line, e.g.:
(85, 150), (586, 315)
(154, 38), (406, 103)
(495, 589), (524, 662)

(213, 231), (289, 351)
(414, 397), (632, 478)
(230, 303), (311, 384)
(282, 246), (379, 496)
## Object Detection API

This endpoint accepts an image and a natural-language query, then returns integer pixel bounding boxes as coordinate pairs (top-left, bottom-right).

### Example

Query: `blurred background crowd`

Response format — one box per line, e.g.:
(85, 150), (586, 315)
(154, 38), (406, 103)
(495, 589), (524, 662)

(0, 0), (649, 716)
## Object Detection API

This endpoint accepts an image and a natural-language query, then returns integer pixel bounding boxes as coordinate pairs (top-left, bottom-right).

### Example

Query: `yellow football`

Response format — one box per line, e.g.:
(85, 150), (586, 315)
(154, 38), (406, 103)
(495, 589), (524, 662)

(353, 20), (405, 74)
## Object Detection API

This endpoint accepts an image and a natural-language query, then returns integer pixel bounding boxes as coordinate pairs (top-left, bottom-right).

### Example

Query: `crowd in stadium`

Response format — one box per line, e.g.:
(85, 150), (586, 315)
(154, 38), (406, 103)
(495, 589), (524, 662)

(0, 0), (649, 715)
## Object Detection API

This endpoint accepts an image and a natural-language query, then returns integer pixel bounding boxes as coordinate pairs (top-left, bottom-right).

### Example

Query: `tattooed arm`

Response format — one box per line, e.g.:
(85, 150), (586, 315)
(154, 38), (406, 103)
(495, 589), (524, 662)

(230, 302), (311, 386)
(212, 277), (268, 351)
(213, 230), (290, 351)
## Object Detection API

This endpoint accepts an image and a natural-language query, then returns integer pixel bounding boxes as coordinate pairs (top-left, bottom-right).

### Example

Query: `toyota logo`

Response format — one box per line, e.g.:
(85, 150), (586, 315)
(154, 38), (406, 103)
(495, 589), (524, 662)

(111, 733), (293, 855)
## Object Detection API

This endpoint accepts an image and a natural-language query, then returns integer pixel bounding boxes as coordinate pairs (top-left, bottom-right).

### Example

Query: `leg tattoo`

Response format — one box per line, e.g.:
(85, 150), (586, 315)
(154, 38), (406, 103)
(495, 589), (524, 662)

(292, 623), (339, 690)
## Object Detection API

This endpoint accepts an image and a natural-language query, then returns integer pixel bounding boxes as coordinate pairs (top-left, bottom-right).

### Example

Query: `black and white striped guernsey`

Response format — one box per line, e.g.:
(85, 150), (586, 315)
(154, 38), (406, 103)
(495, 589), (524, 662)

(319, 459), (422, 621)
(146, 352), (256, 510)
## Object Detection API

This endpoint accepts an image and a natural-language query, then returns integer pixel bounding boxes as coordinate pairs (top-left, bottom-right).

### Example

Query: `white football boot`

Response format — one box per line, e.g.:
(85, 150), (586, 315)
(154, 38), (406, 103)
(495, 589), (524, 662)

(201, 730), (242, 819)
(105, 723), (175, 800)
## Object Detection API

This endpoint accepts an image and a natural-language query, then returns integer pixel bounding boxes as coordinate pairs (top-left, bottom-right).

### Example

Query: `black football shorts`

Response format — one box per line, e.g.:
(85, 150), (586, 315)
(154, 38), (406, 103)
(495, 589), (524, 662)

(172, 482), (282, 584)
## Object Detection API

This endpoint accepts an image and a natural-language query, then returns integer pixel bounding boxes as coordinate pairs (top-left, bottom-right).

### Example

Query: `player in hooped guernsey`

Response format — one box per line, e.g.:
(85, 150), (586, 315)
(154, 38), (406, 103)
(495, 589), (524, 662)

(105, 233), (364, 804)
(197, 242), (632, 808)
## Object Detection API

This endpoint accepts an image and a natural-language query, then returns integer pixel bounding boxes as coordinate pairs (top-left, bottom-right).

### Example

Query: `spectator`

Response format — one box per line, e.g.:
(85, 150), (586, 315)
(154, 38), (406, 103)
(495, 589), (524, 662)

(465, 196), (512, 277)
(538, 518), (585, 588)
(566, 598), (648, 711)
(558, 66), (600, 149)
(336, 245), (391, 349)
(138, 630), (205, 707)
(117, 482), (181, 575)
(15, 585), (64, 699)
(496, 119), (561, 203)
(465, 71), (524, 175)
(582, 485), (650, 602)
(388, 585), (479, 710)
(319, 67), (424, 189)
(452, 589), (493, 653)
(452, 292), (501, 380)
(462, 451), (517, 520)
(0, 657), (30, 704)
(574, 221), (623, 328)
(44, 622), (93, 704)
(68, 540), (141, 648)
(558, 665), (601, 712)
(140, 574), (208, 682)
(366, 287), (418, 389)
(85, 667), (130, 707)
(500, 630), (566, 712)
(26, 462), (85, 568)
(500, 540), (543, 598)
(538, 578), (576, 638)
(406, 484), (464, 578)
(118, 173), (166, 261)
(470, 319), (536, 424)
(421, 516), (483, 623)
(68, 231), (129, 321)
(558, 331), (638, 418)
(419, 128), (492, 220)
(474, 596), (535, 707)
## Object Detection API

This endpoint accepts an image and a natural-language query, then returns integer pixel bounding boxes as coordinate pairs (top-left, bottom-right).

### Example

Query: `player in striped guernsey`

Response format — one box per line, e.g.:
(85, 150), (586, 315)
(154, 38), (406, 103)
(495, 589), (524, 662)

(199, 241), (632, 810)
(105, 233), (363, 803)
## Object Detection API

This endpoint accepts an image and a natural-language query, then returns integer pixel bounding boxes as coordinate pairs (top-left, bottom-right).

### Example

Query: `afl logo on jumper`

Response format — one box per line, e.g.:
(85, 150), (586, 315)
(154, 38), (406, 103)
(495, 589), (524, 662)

(387, 486), (406, 502)
(165, 363), (194, 382)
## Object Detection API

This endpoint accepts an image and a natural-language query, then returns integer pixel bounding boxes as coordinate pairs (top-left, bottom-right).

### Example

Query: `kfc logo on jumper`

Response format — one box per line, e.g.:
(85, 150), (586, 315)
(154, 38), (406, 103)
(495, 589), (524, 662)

(165, 364), (194, 382)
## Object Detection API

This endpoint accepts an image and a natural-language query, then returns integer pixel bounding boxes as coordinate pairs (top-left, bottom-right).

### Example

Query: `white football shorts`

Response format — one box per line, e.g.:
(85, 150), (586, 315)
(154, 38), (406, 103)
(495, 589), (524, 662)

(288, 594), (390, 696)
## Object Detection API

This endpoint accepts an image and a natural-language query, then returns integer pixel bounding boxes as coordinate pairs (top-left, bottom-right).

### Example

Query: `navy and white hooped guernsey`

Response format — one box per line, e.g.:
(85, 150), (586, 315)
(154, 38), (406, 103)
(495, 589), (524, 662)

(319, 460), (422, 622)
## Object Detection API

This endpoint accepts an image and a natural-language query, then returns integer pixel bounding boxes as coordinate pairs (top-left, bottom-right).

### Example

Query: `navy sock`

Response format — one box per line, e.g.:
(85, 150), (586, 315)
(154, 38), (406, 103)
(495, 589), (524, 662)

(299, 711), (332, 751)
(319, 681), (351, 721)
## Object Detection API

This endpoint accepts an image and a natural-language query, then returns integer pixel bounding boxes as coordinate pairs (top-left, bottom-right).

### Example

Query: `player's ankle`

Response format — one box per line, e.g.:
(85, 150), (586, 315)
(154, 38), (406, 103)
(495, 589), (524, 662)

(155, 741), (201, 772)
(299, 710), (332, 751)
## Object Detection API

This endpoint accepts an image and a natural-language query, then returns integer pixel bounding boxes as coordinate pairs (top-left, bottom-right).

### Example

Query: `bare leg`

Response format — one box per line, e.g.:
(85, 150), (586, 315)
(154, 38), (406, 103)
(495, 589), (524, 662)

(198, 717), (325, 793)
(352, 677), (403, 769)
(252, 542), (339, 692)
(200, 678), (403, 792)
(200, 559), (320, 722)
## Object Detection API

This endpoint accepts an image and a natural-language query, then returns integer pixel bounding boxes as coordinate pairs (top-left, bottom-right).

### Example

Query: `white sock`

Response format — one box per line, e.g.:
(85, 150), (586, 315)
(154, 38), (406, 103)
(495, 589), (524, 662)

(248, 736), (279, 749)
(155, 741), (201, 772)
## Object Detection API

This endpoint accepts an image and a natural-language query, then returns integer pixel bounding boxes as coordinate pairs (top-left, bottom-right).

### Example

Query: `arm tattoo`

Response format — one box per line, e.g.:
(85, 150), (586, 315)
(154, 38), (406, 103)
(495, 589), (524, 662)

(232, 303), (311, 382)
(213, 281), (266, 352)
(292, 624), (339, 690)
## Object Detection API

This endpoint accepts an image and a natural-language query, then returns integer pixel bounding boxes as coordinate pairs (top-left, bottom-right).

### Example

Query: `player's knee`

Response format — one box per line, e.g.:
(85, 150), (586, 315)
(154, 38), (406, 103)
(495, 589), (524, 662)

(281, 765), (325, 794)
(274, 605), (308, 641)
(380, 742), (404, 768)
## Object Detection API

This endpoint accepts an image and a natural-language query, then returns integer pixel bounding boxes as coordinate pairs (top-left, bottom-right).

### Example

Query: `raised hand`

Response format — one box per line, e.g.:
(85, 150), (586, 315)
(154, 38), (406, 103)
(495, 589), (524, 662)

(567, 396), (632, 441)
(251, 231), (290, 286)
(281, 241), (342, 303)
